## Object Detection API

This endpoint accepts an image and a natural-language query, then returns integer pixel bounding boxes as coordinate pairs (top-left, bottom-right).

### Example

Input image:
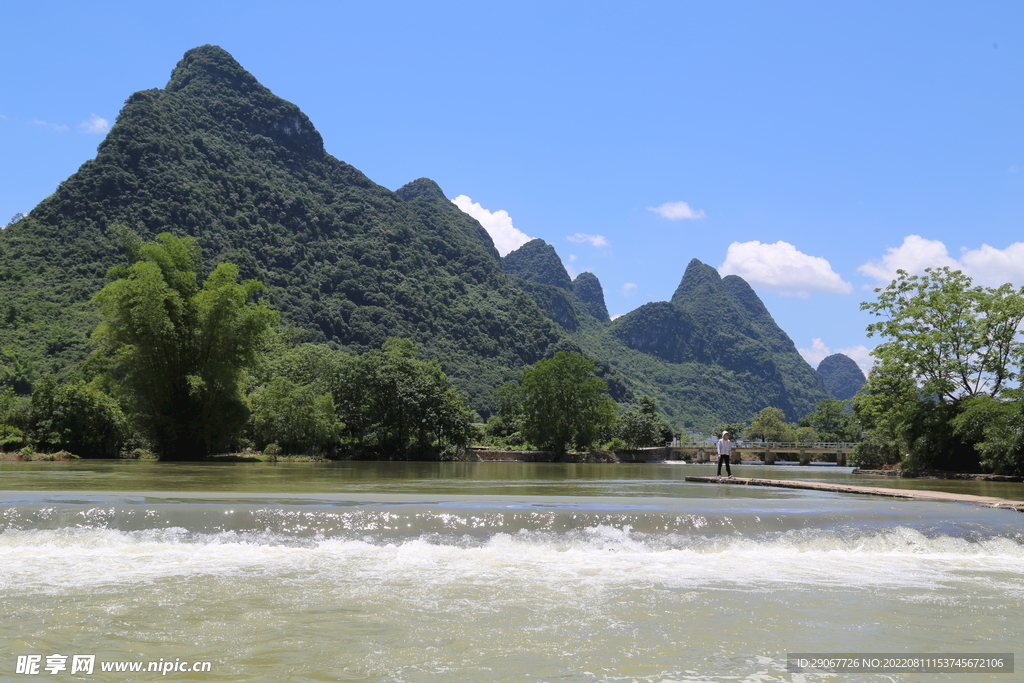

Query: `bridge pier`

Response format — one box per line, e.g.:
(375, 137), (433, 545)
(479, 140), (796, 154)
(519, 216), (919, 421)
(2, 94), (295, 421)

(764, 450), (775, 465)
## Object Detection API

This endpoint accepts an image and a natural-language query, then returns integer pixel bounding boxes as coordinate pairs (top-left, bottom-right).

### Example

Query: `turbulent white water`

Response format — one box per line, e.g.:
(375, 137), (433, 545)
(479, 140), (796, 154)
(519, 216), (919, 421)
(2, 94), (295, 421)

(2, 468), (1023, 682)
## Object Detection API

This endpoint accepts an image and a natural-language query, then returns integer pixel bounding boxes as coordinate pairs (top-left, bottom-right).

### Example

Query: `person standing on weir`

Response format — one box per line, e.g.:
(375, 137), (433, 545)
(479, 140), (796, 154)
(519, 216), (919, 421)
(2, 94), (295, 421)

(717, 431), (733, 478)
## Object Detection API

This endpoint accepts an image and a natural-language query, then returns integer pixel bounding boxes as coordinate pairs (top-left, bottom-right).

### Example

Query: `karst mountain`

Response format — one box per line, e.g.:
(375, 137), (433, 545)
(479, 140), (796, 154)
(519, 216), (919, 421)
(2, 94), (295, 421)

(0, 45), (829, 428)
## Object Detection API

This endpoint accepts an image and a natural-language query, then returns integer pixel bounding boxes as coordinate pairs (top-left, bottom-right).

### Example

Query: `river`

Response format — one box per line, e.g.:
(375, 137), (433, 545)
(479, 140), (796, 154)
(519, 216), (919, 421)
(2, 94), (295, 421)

(1, 460), (1021, 682)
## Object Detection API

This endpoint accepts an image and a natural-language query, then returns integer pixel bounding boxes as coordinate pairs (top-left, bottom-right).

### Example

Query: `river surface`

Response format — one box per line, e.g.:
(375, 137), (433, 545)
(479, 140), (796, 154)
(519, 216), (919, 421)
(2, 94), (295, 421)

(1, 460), (1022, 682)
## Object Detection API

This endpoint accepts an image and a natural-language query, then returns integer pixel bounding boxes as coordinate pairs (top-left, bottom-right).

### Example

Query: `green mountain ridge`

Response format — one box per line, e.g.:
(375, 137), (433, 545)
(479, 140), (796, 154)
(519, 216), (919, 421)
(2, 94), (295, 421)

(0, 45), (570, 414)
(2, 44), (827, 432)
(503, 242), (829, 428)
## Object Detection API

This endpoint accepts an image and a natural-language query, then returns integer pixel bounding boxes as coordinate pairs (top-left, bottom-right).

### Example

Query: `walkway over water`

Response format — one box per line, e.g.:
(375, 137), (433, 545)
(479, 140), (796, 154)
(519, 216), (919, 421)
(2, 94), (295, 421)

(686, 475), (1024, 511)
(669, 441), (858, 466)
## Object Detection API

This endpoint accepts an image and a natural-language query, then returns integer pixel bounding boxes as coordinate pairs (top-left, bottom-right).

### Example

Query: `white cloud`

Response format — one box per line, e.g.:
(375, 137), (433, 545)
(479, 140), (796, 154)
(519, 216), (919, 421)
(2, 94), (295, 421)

(858, 235), (1024, 288)
(719, 240), (852, 297)
(78, 114), (109, 134)
(798, 338), (833, 367)
(451, 195), (532, 256)
(32, 119), (69, 132)
(566, 233), (608, 247)
(610, 313), (624, 321)
(857, 235), (958, 285)
(798, 338), (875, 377)
(622, 282), (637, 296)
(959, 243), (1024, 287)
(648, 201), (706, 220)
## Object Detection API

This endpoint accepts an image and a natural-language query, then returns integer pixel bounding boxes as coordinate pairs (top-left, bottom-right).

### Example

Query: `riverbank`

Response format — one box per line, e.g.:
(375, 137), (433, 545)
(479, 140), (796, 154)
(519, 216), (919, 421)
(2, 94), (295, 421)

(0, 450), (78, 461)
(856, 469), (1023, 482)
(685, 475), (1024, 512)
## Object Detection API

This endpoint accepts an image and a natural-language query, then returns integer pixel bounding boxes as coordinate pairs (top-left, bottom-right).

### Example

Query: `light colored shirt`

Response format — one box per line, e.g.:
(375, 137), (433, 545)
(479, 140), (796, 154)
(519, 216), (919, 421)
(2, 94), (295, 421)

(717, 438), (733, 456)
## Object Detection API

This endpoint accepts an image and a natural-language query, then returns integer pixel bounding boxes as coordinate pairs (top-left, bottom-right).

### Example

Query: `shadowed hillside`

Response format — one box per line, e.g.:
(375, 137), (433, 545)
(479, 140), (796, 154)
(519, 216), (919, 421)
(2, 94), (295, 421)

(0, 45), (570, 414)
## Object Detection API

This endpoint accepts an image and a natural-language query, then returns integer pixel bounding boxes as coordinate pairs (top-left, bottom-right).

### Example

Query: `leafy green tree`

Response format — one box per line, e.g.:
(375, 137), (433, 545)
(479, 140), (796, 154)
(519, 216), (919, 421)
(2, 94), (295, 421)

(617, 396), (671, 449)
(484, 382), (528, 447)
(748, 407), (792, 442)
(0, 348), (36, 395)
(0, 387), (30, 451)
(93, 228), (277, 459)
(519, 351), (618, 455)
(794, 426), (818, 442)
(27, 377), (129, 458)
(858, 268), (1024, 472)
(329, 338), (476, 459)
(249, 377), (341, 456)
(951, 394), (1024, 474)
(802, 398), (861, 442)
(862, 267), (1024, 401)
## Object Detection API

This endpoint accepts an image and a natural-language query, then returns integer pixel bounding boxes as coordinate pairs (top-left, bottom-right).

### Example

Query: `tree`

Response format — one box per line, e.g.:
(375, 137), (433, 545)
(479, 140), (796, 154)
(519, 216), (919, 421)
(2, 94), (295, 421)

(858, 268), (1024, 472)
(748, 407), (793, 442)
(862, 267), (1024, 402)
(329, 338), (476, 460)
(1, 348), (35, 395)
(484, 382), (527, 447)
(519, 351), (618, 455)
(27, 377), (129, 458)
(93, 227), (277, 459)
(617, 396), (672, 449)
(249, 377), (341, 456)
(802, 398), (861, 442)
(0, 387), (29, 451)
(951, 393), (1024, 474)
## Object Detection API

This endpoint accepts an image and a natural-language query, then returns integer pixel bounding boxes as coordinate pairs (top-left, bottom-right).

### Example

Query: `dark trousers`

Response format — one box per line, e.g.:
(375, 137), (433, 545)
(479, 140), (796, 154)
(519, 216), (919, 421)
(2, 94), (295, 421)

(717, 454), (731, 476)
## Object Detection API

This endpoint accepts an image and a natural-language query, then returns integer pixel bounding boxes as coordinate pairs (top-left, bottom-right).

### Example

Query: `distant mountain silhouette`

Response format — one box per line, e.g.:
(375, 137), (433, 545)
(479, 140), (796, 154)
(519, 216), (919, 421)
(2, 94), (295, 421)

(817, 353), (867, 400)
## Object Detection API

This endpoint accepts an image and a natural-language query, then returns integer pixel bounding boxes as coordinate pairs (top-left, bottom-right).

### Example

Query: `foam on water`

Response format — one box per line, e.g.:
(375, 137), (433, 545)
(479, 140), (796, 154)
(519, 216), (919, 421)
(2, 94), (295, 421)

(4, 488), (1022, 681)
(3, 522), (1022, 595)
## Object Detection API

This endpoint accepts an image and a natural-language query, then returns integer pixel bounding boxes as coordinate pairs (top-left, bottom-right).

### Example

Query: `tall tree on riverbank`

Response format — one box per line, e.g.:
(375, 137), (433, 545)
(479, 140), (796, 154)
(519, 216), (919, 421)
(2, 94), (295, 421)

(858, 267), (1024, 472)
(518, 351), (617, 456)
(93, 227), (277, 459)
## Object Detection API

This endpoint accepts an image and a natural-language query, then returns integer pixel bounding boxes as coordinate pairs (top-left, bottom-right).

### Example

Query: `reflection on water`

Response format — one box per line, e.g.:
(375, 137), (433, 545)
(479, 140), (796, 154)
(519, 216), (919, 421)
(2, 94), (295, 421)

(3, 459), (1024, 500)
(1, 460), (1022, 682)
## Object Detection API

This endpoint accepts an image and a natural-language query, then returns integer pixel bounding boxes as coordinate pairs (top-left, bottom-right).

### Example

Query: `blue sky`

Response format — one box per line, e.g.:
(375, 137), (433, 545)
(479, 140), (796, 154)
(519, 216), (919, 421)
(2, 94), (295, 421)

(3, 1), (1022, 374)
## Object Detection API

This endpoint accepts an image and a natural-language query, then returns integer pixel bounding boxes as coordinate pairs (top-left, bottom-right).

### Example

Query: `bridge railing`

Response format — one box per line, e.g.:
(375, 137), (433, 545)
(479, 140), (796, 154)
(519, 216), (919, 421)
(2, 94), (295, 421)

(739, 442), (858, 450)
(668, 440), (858, 450)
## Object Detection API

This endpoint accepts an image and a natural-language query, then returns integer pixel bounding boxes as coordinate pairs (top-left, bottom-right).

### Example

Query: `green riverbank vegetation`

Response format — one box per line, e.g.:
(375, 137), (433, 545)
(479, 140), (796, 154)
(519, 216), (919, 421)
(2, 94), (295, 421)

(854, 267), (1024, 475)
(0, 230), (675, 461)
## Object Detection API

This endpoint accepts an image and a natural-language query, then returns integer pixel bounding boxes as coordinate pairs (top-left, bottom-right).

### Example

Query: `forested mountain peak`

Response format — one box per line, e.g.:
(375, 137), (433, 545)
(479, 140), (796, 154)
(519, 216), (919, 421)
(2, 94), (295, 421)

(502, 239), (573, 290)
(395, 178), (450, 204)
(1, 44), (829, 432)
(0, 46), (566, 414)
(572, 272), (610, 322)
(596, 257), (827, 423)
(720, 275), (772, 321)
(166, 44), (263, 94)
(817, 353), (867, 401)
(162, 44), (325, 158)
(671, 258), (723, 303)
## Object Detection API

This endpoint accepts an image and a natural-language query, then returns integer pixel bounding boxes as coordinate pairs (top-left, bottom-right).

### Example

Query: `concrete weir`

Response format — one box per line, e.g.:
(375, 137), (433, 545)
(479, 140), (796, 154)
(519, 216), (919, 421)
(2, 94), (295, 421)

(685, 476), (1024, 512)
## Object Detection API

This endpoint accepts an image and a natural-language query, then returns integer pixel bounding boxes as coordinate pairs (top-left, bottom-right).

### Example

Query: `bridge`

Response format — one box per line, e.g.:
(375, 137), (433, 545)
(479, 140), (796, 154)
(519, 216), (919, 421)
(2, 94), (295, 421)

(667, 440), (858, 466)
